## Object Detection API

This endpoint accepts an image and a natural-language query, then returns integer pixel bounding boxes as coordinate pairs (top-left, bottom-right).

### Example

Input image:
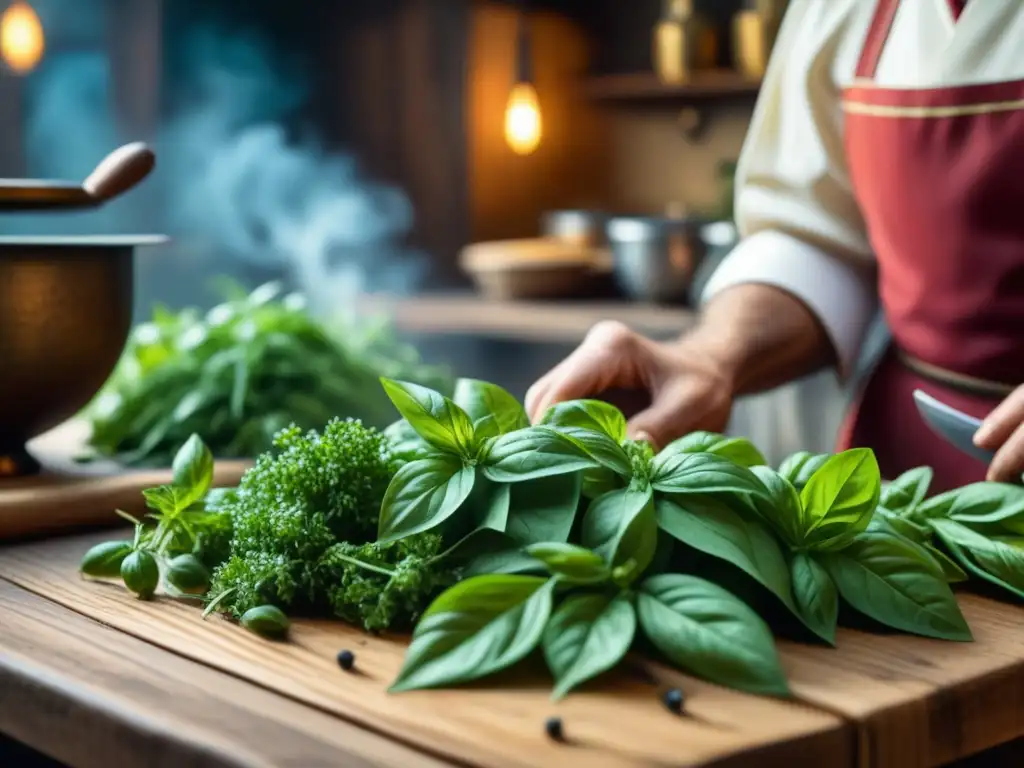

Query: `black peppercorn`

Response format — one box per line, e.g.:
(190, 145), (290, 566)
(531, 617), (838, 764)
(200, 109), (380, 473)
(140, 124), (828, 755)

(337, 649), (355, 671)
(663, 688), (685, 713)
(544, 716), (564, 741)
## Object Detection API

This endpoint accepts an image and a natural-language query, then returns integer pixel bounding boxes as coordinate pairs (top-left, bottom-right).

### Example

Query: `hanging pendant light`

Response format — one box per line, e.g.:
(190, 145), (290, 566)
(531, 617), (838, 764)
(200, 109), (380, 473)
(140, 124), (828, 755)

(1, 1), (44, 74)
(503, 5), (542, 156)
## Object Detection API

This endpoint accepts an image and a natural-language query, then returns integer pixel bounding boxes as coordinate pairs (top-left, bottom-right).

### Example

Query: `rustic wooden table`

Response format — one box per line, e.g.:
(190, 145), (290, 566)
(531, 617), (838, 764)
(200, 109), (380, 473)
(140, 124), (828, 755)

(1, 528), (1023, 768)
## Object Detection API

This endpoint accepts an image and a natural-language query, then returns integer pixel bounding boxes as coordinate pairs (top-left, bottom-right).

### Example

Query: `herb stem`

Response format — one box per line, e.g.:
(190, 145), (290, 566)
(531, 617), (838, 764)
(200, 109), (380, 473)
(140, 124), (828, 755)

(332, 552), (396, 578)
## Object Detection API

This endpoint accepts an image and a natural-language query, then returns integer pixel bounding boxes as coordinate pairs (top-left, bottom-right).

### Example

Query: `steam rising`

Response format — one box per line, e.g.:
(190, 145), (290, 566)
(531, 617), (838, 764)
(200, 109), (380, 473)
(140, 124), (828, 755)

(2, 0), (424, 314)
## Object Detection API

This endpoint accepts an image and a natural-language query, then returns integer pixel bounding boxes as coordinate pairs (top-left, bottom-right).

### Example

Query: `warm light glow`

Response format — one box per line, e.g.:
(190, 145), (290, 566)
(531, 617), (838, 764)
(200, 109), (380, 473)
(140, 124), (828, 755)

(1, 1), (44, 74)
(504, 81), (542, 156)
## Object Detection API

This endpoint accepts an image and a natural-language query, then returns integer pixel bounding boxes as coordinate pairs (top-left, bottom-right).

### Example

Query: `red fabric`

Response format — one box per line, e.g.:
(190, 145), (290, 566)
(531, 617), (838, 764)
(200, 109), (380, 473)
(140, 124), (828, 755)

(948, 0), (967, 20)
(837, 0), (1024, 491)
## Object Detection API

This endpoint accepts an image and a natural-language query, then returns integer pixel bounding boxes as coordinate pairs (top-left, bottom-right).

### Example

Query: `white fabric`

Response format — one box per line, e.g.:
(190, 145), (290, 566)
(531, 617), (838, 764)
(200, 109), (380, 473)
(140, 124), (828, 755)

(701, 0), (1024, 377)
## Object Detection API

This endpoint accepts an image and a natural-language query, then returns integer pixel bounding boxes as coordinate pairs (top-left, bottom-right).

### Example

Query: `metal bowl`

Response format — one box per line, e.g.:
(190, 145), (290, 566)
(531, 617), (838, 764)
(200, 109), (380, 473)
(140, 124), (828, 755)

(606, 215), (707, 304)
(0, 235), (166, 477)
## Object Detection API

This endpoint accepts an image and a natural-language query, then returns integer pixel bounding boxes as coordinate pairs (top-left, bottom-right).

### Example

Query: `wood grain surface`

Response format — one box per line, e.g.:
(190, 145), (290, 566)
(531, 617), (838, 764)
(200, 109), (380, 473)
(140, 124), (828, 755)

(0, 421), (249, 541)
(0, 531), (851, 768)
(0, 579), (444, 768)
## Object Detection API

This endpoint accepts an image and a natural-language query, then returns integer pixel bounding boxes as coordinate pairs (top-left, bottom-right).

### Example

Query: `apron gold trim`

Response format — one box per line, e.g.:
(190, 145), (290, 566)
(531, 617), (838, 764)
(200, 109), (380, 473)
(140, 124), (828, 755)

(896, 350), (1016, 399)
(842, 98), (1024, 118)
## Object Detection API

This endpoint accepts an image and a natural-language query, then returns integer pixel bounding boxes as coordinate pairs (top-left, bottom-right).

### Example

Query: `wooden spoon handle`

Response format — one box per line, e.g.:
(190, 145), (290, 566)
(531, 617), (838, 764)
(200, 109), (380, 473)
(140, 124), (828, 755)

(83, 142), (156, 202)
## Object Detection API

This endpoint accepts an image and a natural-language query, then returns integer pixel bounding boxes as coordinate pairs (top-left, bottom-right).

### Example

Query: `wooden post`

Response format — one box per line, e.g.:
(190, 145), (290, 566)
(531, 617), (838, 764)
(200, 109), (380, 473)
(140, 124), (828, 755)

(0, 67), (25, 177)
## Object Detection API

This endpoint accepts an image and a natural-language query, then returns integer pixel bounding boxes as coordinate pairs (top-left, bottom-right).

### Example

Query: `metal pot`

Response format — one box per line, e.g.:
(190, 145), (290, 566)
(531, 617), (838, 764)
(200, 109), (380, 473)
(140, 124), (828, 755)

(0, 235), (167, 478)
(606, 215), (707, 304)
(0, 143), (162, 478)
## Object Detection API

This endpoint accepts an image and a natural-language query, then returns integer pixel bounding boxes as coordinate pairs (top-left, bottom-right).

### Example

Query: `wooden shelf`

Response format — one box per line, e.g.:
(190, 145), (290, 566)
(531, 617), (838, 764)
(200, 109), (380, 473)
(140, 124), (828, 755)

(584, 70), (761, 104)
(356, 293), (695, 344)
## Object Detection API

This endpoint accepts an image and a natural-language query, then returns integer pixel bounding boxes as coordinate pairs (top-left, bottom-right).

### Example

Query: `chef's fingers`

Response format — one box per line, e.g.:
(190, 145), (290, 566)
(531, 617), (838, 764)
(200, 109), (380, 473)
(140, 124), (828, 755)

(986, 421), (1024, 483)
(974, 385), (1024, 449)
(626, 376), (727, 452)
(526, 322), (647, 423)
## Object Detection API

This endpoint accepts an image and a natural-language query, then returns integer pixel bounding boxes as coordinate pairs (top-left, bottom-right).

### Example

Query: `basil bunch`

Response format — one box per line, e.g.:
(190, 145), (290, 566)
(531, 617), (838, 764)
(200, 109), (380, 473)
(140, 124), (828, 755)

(381, 380), (789, 697)
(750, 450), (971, 643)
(881, 470), (1024, 601)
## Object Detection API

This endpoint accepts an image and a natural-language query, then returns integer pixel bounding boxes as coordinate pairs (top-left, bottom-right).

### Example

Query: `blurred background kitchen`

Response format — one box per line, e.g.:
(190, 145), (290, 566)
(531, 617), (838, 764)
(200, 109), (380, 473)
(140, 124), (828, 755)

(0, 0), (844, 463)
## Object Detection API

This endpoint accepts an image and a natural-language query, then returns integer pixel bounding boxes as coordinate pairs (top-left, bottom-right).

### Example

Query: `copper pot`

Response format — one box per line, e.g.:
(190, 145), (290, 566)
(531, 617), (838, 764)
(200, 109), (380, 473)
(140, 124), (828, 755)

(0, 143), (162, 477)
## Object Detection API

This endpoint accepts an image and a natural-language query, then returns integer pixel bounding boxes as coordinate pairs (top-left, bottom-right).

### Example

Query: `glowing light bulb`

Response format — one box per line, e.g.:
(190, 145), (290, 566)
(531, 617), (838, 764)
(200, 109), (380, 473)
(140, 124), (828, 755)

(1, 1), (44, 74)
(504, 81), (542, 156)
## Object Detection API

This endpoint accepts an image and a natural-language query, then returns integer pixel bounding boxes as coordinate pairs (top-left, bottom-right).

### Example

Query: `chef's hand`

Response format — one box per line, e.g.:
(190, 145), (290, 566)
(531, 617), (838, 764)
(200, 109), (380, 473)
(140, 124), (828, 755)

(974, 385), (1024, 482)
(524, 320), (734, 449)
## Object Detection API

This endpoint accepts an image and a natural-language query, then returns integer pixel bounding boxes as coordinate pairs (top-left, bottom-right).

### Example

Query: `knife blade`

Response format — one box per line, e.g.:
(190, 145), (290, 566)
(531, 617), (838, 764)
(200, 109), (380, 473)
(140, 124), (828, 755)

(912, 389), (994, 463)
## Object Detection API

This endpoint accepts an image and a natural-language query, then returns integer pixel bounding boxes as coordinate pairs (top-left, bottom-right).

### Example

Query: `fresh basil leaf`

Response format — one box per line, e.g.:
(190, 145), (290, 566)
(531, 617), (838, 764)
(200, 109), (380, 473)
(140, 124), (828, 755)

(749, 466), (804, 547)
(799, 449), (881, 552)
(453, 378), (529, 439)
(390, 575), (555, 692)
(544, 593), (636, 699)
(789, 552), (838, 645)
(378, 456), (476, 543)
(930, 518), (1024, 599)
(661, 431), (767, 468)
(655, 496), (817, 637)
(384, 419), (433, 464)
(482, 426), (597, 482)
(923, 543), (969, 584)
(440, 474), (511, 556)
(461, 537), (548, 577)
(651, 452), (768, 499)
(541, 399), (627, 443)
(637, 574), (789, 697)
(877, 507), (931, 544)
(381, 378), (476, 457)
(820, 526), (972, 641)
(506, 473), (582, 545)
(171, 434), (214, 507)
(922, 483), (1024, 534)
(526, 543), (610, 584)
(582, 466), (626, 499)
(142, 485), (185, 516)
(581, 486), (657, 576)
(778, 451), (830, 490)
(552, 426), (631, 477)
(879, 467), (933, 515)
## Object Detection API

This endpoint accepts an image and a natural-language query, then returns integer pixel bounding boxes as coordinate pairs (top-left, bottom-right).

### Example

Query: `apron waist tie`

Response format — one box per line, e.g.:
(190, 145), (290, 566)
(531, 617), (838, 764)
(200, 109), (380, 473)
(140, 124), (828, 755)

(895, 349), (1017, 399)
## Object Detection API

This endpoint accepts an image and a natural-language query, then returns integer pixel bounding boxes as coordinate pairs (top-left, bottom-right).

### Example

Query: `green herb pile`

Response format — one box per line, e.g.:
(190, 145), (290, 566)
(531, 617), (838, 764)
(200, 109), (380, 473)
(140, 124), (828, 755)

(81, 375), (1024, 702)
(204, 418), (453, 631)
(84, 280), (451, 466)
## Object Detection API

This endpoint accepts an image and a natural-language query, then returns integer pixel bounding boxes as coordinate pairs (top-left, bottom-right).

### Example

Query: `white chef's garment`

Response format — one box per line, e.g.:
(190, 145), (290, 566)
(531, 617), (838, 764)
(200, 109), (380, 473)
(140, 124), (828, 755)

(701, 0), (1024, 377)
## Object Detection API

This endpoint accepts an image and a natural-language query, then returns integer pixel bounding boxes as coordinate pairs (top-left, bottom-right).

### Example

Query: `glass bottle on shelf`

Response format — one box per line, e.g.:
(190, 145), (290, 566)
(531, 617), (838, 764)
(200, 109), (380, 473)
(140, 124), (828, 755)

(652, 0), (719, 84)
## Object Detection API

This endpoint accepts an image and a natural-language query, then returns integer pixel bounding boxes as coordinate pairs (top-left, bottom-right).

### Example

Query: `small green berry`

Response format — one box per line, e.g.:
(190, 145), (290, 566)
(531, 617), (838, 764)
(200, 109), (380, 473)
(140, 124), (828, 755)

(80, 541), (132, 578)
(165, 554), (211, 595)
(337, 649), (355, 671)
(121, 550), (159, 599)
(240, 605), (290, 639)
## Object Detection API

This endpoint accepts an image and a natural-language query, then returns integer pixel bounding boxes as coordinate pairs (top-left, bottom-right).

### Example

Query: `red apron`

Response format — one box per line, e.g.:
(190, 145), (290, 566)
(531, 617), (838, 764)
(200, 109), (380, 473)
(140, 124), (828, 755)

(835, 0), (1024, 492)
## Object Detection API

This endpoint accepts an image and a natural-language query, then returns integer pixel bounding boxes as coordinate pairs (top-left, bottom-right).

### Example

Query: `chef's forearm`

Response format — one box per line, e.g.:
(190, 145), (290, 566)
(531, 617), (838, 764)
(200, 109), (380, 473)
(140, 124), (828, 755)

(681, 284), (836, 396)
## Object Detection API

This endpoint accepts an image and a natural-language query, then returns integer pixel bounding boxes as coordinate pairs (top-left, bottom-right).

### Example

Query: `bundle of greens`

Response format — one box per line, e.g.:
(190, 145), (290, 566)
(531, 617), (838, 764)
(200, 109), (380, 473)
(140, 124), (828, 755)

(378, 378), (974, 699)
(877, 470), (1024, 600)
(85, 280), (451, 466)
(202, 418), (454, 632)
(80, 435), (234, 601)
(82, 374), (1024, 704)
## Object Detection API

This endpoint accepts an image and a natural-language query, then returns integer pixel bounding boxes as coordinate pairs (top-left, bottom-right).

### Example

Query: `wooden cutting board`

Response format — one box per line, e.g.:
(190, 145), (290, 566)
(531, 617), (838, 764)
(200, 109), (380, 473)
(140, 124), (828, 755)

(0, 421), (249, 541)
(4, 531), (1024, 767)
(0, 531), (851, 768)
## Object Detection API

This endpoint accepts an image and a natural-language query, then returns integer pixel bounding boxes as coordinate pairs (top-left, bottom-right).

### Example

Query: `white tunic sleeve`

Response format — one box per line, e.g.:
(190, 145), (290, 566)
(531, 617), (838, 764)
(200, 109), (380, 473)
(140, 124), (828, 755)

(701, 0), (877, 377)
